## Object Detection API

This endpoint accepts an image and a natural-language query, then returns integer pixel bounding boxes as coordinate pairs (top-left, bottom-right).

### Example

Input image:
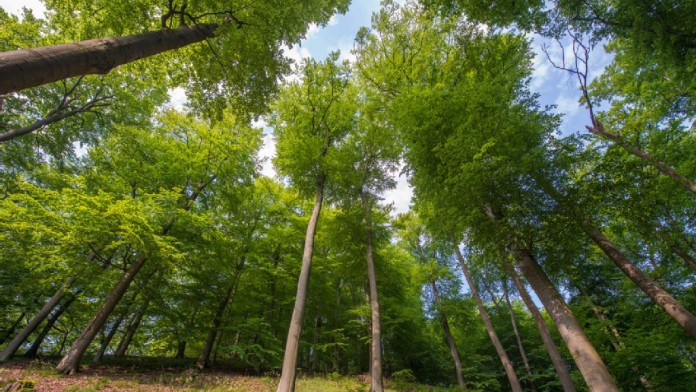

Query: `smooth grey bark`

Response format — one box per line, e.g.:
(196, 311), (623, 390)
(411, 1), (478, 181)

(430, 279), (466, 389)
(277, 175), (325, 392)
(197, 279), (239, 369)
(452, 245), (522, 392)
(361, 191), (383, 392)
(539, 178), (696, 340)
(512, 247), (618, 392)
(0, 24), (217, 95)
(0, 277), (75, 362)
(25, 289), (81, 358)
(508, 266), (576, 392)
(56, 256), (147, 374)
(113, 302), (148, 358)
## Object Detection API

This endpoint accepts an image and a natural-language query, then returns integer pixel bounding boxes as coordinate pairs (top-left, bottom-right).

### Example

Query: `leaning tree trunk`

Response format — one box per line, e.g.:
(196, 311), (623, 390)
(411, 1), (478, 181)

(197, 280), (238, 369)
(539, 178), (696, 340)
(1, 312), (26, 345)
(430, 279), (467, 389)
(512, 247), (618, 392)
(361, 191), (384, 392)
(56, 256), (147, 374)
(508, 265), (576, 392)
(452, 245), (522, 392)
(24, 289), (81, 358)
(0, 24), (218, 95)
(502, 281), (535, 390)
(277, 175), (325, 392)
(93, 312), (127, 363)
(586, 121), (696, 194)
(114, 302), (148, 358)
(0, 277), (75, 361)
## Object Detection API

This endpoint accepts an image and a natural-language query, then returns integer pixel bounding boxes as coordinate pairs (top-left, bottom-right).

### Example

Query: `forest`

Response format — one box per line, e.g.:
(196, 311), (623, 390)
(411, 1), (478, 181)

(1, 1), (695, 391)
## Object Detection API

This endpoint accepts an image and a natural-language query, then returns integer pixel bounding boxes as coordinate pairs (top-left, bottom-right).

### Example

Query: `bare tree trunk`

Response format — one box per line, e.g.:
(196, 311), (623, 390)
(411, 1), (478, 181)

(277, 176), (325, 392)
(502, 281), (535, 390)
(1, 313), (26, 345)
(508, 266), (576, 392)
(0, 24), (217, 95)
(56, 256), (147, 374)
(93, 312), (126, 363)
(586, 122), (696, 194)
(540, 178), (696, 340)
(452, 245), (522, 392)
(0, 277), (75, 361)
(113, 302), (148, 358)
(198, 281), (238, 369)
(176, 341), (187, 359)
(511, 247), (618, 392)
(361, 191), (383, 392)
(430, 280), (466, 389)
(25, 289), (81, 358)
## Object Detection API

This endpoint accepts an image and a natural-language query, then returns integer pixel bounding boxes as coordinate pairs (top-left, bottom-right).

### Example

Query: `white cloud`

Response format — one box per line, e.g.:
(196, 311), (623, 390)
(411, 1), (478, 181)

(254, 119), (277, 179)
(382, 165), (413, 215)
(555, 93), (582, 117)
(167, 87), (187, 110)
(0, 0), (45, 19)
(327, 15), (339, 26)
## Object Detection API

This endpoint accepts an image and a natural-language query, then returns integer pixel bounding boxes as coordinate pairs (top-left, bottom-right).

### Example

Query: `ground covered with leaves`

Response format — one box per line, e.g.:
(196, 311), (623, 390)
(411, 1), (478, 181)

(0, 359), (459, 392)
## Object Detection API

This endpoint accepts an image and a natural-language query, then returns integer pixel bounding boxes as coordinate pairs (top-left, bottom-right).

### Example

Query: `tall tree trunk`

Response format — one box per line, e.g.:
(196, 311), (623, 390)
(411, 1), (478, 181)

(0, 24), (218, 96)
(93, 312), (126, 363)
(652, 226), (696, 272)
(113, 302), (148, 358)
(0, 277), (75, 361)
(197, 281), (238, 369)
(502, 281), (535, 390)
(25, 289), (81, 358)
(1, 313), (26, 345)
(361, 190), (383, 392)
(452, 245), (522, 392)
(430, 280), (466, 389)
(511, 246), (618, 392)
(176, 341), (187, 359)
(575, 284), (653, 390)
(277, 175), (325, 392)
(508, 266), (577, 392)
(540, 178), (696, 340)
(586, 122), (696, 194)
(56, 256), (147, 374)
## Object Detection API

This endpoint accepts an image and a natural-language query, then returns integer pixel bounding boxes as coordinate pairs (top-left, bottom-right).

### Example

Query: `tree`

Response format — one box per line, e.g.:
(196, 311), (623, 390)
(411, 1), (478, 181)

(0, 0), (350, 117)
(272, 53), (356, 392)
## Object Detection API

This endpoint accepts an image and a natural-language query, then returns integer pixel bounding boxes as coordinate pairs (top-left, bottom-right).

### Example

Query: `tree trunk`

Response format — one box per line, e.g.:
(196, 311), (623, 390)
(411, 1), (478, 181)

(1, 312), (26, 345)
(114, 302), (148, 358)
(362, 191), (383, 392)
(584, 225), (696, 340)
(540, 178), (696, 340)
(430, 280), (466, 389)
(586, 122), (696, 194)
(0, 24), (218, 95)
(56, 256), (147, 374)
(452, 245), (522, 392)
(25, 289), (81, 358)
(197, 277), (240, 369)
(508, 266), (576, 392)
(512, 247), (618, 392)
(0, 277), (75, 362)
(277, 176), (325, 392)
(93, 312), (126, 363)
(502, 281), (535, 390)
(176, 341), (187, 359)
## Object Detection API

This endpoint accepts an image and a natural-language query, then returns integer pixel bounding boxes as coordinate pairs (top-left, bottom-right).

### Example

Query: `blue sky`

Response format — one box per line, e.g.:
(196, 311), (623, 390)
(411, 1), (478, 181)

(1, 0), (611, 215)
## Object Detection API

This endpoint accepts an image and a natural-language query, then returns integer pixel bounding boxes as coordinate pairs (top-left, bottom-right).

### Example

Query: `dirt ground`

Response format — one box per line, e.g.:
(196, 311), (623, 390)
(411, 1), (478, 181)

(0, 360), (280, 392)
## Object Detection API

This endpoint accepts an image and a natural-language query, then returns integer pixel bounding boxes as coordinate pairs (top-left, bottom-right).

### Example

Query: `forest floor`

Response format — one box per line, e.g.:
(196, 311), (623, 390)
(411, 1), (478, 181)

(0, 358), (456, 392)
